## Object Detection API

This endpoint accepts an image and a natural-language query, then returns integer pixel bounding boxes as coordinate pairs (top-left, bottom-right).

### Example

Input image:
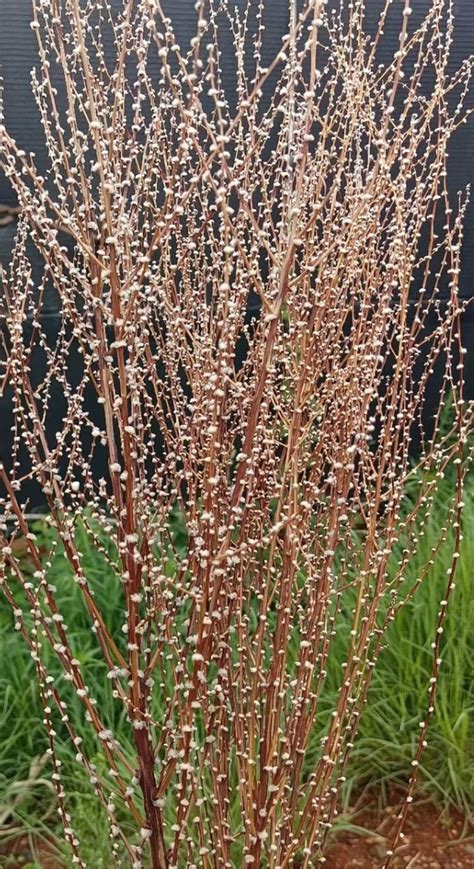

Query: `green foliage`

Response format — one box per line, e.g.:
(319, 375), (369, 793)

(340, 478), (474, 814)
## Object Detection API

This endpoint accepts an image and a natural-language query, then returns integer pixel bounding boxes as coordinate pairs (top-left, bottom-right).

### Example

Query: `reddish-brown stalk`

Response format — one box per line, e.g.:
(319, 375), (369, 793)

(0, 1), (472, 867)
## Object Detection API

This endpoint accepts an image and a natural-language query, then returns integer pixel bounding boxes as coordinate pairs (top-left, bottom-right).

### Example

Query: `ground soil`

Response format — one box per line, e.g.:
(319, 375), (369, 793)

(326, 793), (474, 868)
(1, 796), (473, 867)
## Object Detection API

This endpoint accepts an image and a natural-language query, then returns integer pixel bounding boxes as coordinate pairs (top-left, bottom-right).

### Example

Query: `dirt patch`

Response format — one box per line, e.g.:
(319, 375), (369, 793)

(326, 795), (473, 869)
(0, 835), (62, 868)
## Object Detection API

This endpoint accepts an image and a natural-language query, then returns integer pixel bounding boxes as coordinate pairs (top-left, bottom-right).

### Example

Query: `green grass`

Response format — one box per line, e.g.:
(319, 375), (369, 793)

(0, 473), (473, 865)
(340, 476), (474, 815)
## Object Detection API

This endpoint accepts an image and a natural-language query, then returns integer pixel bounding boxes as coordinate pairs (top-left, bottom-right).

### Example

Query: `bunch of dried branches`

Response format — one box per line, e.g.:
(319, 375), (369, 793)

(0, 0), (473, 866)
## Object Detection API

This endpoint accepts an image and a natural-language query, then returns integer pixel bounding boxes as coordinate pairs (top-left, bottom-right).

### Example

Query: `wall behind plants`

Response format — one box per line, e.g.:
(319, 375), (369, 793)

(0, 0), (473, 506)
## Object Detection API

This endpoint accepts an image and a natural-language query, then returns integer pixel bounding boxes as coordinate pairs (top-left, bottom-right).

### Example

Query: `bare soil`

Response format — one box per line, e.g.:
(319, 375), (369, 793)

(326, 794), (474, 869)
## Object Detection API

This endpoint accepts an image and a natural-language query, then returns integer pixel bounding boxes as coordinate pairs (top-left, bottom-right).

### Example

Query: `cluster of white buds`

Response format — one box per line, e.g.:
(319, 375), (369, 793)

(0, 0), (471, 866)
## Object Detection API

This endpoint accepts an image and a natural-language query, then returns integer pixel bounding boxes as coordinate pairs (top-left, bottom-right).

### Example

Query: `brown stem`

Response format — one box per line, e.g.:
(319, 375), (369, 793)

(134, 729), (168, 869)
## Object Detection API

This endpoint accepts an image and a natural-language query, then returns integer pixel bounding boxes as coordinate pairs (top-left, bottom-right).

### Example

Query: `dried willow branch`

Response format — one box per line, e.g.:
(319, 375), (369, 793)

(0, 0), (473, 867)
